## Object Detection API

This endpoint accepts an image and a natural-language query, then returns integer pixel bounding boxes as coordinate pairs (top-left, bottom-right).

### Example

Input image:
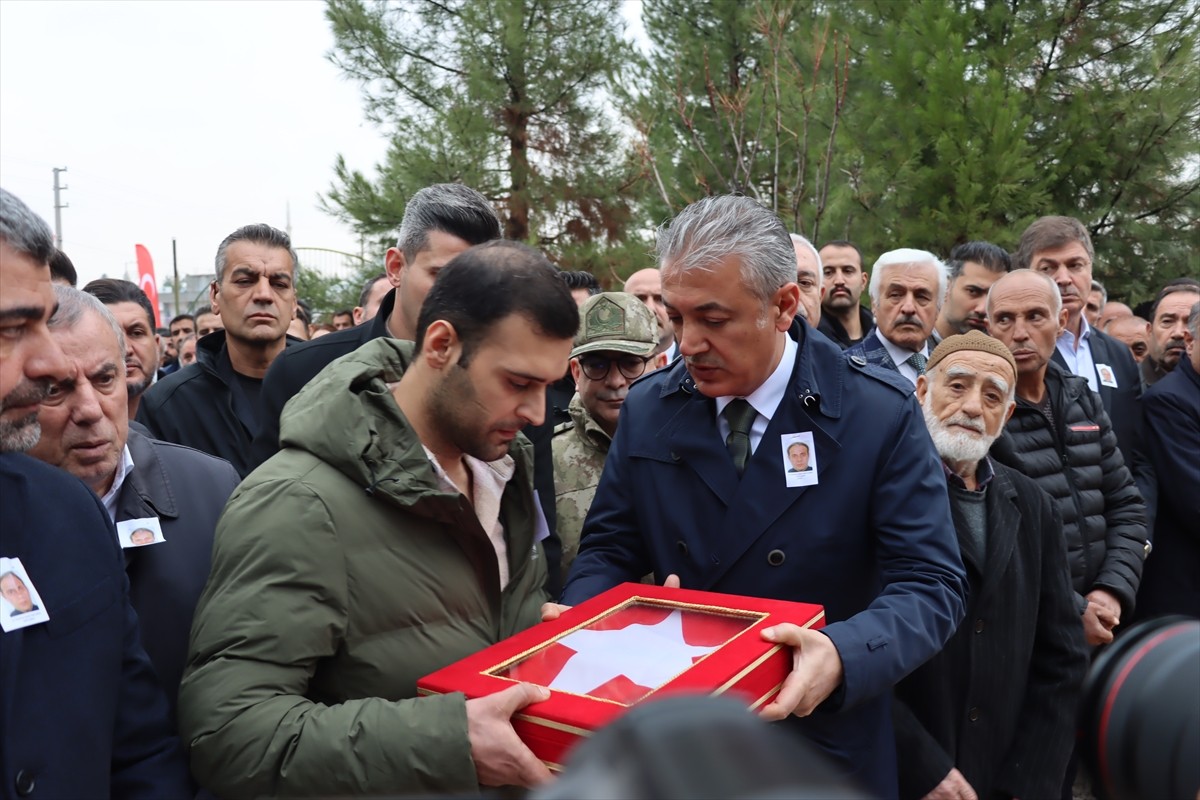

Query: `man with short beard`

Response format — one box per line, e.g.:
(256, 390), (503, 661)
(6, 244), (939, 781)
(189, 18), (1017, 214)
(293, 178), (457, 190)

(82, 279), (161, 419)
(179, 242), (580, 797)
(932, 241), (1011, 343)
(986, 270), (1147, 648)
(893, 331), (1086, 800)
(1141, 280), (1200, 388)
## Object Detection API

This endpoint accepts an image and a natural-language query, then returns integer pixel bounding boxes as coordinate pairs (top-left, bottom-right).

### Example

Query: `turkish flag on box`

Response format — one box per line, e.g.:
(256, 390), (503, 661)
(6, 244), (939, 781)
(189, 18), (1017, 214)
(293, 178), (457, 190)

(417, 583), (824, 770)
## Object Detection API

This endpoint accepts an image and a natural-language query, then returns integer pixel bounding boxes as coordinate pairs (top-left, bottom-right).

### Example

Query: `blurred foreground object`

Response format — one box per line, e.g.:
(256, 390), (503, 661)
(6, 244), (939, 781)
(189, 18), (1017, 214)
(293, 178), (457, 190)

(537, 694), (866, 800)
(1081, 616), (1199, 800)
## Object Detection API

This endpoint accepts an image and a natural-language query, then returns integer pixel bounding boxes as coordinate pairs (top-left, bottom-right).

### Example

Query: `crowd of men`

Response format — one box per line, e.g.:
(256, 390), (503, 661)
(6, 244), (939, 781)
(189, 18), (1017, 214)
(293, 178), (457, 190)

(2, 181), (1197, 800)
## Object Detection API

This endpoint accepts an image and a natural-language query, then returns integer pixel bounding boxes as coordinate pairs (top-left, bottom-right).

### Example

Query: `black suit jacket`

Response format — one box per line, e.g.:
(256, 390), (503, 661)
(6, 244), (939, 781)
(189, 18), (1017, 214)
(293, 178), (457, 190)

(893, 462), (1087, 800)
(119, 430), (240, 721)
(0, 455), (193, 798)
(249, 289), (565, 594)
(1052, 327), (1156, 532)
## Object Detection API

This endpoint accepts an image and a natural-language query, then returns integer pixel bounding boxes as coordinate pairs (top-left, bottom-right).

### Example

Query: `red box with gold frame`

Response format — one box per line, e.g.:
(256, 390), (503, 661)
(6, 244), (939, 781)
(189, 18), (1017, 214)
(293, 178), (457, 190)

(417, 582), (825, 770)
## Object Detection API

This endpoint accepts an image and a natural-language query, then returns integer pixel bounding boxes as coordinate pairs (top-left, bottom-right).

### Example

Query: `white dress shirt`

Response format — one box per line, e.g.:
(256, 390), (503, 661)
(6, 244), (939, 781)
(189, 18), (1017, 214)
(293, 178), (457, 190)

(715, 332), (797, 455)
(1056, 316), (1099, 393)
(99, 445), (135, 522)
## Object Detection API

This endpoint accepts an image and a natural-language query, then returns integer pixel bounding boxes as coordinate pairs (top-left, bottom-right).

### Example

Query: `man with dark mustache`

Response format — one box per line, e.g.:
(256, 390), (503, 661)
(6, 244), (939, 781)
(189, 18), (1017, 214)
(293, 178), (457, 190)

(138, 224), (298, 476)
(845, 248), (947, 389)
(1141, 279), (1200, 388)
(817, 239), (873, 348)
(932, 241), (1011, 344)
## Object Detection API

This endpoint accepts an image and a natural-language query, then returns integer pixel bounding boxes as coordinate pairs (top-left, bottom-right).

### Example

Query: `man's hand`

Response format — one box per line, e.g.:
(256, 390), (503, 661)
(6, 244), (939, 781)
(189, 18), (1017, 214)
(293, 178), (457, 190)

(1082, 600), (1118, 646)
(758, 624), (844, 720)
(543, 574), (681, 621)
(922, 767), (978, 800)
(466, 683), (552, 787)
(540, 602), (570, 622)
(1086, 588), (1122, 627)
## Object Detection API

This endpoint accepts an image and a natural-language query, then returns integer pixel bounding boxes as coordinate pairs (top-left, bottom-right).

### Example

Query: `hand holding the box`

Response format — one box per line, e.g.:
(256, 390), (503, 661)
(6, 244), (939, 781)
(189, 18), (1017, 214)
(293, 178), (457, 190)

(466, 682), (553, 787)
(757, 625), (844, 720)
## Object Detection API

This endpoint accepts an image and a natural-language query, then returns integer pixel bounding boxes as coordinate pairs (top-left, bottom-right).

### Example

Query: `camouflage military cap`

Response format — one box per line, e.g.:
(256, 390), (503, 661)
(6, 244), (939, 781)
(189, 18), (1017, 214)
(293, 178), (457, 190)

(571, 292), (658, 359)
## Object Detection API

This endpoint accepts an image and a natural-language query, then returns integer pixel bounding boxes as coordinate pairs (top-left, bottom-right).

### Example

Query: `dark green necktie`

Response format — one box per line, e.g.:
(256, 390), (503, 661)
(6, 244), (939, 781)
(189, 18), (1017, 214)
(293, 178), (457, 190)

(906, 352), (927, 375)
(724, 398), (757, 476)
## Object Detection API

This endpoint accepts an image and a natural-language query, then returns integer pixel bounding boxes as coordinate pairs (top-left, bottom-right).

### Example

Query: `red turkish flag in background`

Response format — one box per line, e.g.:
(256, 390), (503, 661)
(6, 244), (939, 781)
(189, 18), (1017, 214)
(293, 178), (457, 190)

(135, 244), (161, 327)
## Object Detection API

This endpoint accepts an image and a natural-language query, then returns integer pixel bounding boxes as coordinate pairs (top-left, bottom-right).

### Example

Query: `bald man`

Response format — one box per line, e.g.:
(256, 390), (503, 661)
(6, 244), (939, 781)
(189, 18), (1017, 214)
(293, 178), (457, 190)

(1105, 316), (1150, 364)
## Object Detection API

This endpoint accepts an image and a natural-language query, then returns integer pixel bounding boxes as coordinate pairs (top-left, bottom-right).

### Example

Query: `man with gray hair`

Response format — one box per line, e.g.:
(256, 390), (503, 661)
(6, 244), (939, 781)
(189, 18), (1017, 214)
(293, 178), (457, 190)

(138, 223), (298, 476)
(28, 285), (240, 721)
(894, 331), (1086, 800)
(562, 194), (967, 798)
(845, 248), (948, 388)
(1136, 300), (1200, 618)
(0, 187), (194, 797)
(790, 233), (823, 328)
(1086, 279), (1107, 328)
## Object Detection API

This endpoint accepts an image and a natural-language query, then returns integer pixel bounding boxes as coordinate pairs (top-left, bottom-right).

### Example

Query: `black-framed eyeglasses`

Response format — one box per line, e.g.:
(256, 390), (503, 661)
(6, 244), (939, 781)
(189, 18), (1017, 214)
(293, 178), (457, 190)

(579, 353), (651, 381)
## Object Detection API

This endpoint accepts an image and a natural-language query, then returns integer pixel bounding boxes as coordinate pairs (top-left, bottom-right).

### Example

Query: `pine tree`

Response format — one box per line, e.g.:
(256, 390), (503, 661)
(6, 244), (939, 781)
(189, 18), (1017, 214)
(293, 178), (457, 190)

(323, 0), (645, 277)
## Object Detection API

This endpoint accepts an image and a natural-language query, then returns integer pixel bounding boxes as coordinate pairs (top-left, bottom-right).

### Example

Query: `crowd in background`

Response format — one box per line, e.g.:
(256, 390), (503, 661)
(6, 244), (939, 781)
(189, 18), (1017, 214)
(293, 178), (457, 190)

(1, 183), (1196, 799)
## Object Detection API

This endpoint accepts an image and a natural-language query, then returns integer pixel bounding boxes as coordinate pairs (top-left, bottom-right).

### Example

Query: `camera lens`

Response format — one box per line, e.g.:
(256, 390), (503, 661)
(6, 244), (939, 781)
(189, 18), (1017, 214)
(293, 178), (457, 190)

(1080, 616), (1200, 800)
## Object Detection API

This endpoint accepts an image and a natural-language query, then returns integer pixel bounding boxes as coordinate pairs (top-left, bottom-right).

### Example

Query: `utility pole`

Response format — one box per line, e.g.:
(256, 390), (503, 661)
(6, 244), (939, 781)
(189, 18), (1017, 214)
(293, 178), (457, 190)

(172, 238), (181, 315)
(52, 167), (68, 249)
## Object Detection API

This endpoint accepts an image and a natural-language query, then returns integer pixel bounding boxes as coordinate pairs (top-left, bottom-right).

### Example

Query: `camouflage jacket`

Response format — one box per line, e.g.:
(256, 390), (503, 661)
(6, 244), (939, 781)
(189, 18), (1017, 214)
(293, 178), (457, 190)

(551, 394), (611, 578)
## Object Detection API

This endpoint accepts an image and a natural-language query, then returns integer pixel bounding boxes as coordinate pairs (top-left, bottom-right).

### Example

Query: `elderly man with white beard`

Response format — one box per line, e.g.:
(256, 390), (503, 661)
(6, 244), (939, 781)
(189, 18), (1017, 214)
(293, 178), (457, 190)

(891, 331), (1087, 800)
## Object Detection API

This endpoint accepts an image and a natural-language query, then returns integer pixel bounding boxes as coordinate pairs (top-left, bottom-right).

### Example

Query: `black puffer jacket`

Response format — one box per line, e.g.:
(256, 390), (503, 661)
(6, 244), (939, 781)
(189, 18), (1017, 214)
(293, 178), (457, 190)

(990, 362), (1147, 616)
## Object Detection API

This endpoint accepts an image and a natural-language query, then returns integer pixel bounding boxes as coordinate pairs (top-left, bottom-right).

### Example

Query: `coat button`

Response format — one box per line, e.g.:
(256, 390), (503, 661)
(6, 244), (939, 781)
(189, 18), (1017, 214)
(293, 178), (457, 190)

(968, 707), (980, 722)
(850, 355), (867, 366)
(974, 619), (984, 634)
(767, 549), (786, 566)
(670, 451), (680, 461)
(676, 540), (688, 555)
(15, 770), (34, 796)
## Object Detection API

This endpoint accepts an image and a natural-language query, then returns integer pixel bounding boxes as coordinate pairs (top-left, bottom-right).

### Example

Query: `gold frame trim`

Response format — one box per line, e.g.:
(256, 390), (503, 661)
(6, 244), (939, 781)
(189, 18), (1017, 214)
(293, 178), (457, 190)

(483, 596), (769, 707)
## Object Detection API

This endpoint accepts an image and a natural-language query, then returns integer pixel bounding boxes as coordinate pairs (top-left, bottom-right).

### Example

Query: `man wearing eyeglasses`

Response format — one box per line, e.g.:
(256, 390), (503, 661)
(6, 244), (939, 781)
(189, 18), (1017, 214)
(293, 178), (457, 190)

(552, 292), (668, 576)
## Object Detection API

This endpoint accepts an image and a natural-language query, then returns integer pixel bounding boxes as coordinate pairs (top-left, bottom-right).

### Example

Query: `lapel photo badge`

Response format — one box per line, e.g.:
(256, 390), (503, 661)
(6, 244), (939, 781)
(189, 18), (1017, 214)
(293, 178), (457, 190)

(1096, 363), (1119, 388)
(0, 556), (50, 632)
(781, 432), (819, 488)
(116, 517), (165, 549)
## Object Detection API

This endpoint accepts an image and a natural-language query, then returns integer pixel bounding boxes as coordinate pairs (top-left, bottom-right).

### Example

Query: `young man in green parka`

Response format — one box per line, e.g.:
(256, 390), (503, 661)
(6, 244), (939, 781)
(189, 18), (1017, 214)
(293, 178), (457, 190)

(179, 241), (579, 796)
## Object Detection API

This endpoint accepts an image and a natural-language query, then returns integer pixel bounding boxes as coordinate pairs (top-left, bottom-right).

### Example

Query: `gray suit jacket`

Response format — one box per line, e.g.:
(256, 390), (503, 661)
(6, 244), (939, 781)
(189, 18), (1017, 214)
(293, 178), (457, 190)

(119, 430), (240, 720)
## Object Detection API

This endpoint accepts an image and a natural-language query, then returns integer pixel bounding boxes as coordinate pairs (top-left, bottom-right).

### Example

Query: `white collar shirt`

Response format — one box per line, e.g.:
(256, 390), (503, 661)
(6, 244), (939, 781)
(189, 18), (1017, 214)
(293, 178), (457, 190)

(715, 332), (797, 455)
(1056, 315), (1099, 393)
(875, 327), (928, 389)
(100, 444), (135, 523)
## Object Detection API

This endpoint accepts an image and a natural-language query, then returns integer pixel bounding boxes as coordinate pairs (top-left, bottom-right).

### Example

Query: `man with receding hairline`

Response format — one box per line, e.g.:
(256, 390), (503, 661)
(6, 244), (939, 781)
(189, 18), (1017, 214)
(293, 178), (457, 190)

(138, 223), (299, 476)
(986, 269), (1147, 649)
(1105, 315), (1151, 363)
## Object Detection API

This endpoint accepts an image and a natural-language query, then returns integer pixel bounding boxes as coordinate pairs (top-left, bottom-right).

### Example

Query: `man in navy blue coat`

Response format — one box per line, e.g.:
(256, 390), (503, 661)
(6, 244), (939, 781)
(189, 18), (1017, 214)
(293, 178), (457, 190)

(562, 196), (967, 799)
(1137, 299), (1200, 619)
(0, 187), (192, 798)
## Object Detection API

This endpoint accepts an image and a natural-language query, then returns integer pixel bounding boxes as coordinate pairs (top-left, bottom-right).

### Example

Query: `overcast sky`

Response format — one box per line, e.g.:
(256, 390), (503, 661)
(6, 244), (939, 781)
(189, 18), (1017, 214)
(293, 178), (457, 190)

(1, 1), (646, 294)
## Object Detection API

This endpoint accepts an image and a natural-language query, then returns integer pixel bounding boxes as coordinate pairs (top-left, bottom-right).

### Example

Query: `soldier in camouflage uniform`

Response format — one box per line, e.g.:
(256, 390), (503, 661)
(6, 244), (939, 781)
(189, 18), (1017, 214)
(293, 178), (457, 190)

(552, 292), (668, 576)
